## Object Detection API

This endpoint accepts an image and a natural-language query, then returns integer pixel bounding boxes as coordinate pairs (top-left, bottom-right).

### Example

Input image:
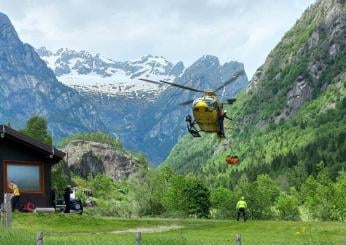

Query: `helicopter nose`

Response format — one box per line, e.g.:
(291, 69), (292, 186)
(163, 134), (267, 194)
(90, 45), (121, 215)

(194, 100), (208, 109)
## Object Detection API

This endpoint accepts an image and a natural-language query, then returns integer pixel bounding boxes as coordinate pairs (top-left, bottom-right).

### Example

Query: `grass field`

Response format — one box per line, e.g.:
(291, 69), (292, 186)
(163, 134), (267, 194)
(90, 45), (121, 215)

(0, 213), (345, 244)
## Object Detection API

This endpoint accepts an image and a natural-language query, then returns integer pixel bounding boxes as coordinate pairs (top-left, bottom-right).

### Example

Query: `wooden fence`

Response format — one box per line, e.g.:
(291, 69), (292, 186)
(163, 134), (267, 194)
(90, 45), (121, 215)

(32, 232), (243, 245)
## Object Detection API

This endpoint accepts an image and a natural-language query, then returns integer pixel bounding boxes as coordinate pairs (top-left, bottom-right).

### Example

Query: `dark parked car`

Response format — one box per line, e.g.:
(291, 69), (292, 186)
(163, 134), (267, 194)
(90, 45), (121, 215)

(54, 198), (83, 214)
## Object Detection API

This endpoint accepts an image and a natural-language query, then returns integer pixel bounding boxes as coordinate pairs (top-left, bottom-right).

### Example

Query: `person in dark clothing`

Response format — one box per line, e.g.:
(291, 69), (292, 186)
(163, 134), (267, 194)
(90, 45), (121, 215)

(51, 189), (56, 209)
(63, 186), (72, 213)
(186, 114), (201, 137)
(217, 110), (232, 138)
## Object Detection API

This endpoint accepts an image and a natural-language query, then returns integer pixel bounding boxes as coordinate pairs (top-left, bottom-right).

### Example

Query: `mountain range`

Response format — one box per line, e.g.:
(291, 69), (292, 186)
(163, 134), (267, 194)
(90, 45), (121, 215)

(36, 47), (183, 98)
(0, 12), (248, 164)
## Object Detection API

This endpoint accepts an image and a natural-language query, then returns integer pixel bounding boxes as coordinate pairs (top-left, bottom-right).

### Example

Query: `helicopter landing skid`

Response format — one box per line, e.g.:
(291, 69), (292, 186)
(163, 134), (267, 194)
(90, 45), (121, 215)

(189, 128), (201, 137)
(186, 115), (201, 137)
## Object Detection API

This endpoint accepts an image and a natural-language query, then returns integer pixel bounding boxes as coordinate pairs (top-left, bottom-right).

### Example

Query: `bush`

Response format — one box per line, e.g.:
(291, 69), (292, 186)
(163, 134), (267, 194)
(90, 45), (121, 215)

(300, 163), (337, 220)
(183, 178), (211, 218)
(244, 175), (279, 220)
(86, 174), (119, 199)
(84, 199), (133, 217)
(332, 172), (346, 221)
(210, 187), (237, 219)
(127, 169), (167, 217)
(52, 161), (71, 196)
(276, 192), (300, 220)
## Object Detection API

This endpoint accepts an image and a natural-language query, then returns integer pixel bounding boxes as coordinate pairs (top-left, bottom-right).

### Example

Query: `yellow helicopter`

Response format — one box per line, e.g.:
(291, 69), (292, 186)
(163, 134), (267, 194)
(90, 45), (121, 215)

(139, 71), (243, 138)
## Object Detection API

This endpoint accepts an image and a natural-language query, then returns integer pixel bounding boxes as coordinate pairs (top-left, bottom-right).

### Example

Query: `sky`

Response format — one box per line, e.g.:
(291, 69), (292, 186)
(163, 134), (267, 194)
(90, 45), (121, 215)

(0, 0), (316, 78)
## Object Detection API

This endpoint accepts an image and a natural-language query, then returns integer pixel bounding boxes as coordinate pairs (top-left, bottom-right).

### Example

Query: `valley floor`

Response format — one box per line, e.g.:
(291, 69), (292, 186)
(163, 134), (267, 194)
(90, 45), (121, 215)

(1, 213), (345, 244)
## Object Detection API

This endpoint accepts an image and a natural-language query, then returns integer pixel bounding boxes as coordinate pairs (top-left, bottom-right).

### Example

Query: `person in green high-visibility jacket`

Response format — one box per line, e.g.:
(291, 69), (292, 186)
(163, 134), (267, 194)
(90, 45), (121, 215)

(236, 196), (247, 222)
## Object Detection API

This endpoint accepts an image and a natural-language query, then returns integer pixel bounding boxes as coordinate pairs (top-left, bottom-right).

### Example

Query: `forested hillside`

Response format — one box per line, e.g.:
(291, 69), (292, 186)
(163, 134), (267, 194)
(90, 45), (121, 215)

(164, 0), (346, 185)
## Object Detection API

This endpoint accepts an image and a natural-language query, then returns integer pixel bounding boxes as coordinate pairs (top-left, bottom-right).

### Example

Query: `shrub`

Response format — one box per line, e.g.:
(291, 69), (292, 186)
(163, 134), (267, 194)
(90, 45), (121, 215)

(210, 187), (237, 219)
(276, 192), (300, 220)
(183, 178), (211, 218)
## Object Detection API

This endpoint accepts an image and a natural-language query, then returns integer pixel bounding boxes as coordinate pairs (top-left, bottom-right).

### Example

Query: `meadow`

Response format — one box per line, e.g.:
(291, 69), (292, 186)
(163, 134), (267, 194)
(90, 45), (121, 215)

(0, 213), (345, 244)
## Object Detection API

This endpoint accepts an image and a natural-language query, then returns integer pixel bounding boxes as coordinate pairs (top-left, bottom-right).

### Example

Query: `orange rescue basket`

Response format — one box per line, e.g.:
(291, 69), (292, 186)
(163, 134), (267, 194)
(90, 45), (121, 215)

(226, 155), (240, 165)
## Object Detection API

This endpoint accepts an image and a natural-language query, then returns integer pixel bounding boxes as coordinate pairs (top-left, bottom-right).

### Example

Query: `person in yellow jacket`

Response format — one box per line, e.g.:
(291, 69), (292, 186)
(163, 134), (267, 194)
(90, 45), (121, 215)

(236, 196), (247, 222)
(9, 180), (20, 211)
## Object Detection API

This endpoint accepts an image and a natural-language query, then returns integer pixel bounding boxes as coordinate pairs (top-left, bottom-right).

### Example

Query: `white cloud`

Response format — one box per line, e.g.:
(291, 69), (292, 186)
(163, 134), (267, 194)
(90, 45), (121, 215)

(0, 0), (316, 77)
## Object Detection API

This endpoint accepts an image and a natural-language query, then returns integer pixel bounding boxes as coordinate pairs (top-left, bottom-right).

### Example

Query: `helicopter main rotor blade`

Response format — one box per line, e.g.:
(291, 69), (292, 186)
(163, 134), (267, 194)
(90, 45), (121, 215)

(138, 78), (162, 86)
(213, 70), (245, 93)
(179, 99), (195, 106)
(139, 78), (205, 93)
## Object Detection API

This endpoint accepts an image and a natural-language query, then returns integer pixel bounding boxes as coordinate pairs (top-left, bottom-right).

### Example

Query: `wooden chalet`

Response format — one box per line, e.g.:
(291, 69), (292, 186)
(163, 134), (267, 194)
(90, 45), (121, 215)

(0, 125), (65, 207)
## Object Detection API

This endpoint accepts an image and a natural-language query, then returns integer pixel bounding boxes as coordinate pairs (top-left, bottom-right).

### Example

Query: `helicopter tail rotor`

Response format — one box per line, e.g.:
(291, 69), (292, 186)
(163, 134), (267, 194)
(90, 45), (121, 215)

(226, 98), (236, 104)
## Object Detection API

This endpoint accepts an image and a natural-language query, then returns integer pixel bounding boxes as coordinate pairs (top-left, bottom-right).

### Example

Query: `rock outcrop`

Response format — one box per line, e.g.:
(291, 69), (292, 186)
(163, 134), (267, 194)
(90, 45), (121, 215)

(276, 77), (313, 122)
(62, 140), (140, 181)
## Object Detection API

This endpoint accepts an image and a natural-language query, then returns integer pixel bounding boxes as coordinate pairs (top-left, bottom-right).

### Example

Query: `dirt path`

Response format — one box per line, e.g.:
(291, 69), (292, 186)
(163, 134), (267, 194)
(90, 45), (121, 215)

(111, 225), (183, 234)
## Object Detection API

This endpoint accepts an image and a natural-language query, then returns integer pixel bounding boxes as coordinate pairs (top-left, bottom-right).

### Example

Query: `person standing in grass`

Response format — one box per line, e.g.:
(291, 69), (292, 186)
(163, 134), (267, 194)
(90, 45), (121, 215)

(9, 180), (20, 212)
(236, 196), (247, 222)
(64, 185), (72, 213)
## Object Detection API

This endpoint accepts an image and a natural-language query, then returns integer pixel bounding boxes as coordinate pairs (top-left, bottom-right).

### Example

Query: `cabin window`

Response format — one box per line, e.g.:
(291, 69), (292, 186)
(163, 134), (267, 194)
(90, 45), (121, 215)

(204, 98), (216, 106)
(3, 161), (44, 193)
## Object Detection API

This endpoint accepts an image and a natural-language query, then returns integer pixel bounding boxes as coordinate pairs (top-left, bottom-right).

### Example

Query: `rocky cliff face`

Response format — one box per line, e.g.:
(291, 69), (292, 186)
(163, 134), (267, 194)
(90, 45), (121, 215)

(62, 140), (140, 181)
(247, 0), (346, 124)
(0, 12), (106, 138)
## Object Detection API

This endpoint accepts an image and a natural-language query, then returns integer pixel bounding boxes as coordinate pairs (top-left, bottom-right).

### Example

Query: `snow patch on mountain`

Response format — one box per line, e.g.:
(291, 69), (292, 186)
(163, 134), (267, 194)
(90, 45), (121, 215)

(36, 47), (184, 97)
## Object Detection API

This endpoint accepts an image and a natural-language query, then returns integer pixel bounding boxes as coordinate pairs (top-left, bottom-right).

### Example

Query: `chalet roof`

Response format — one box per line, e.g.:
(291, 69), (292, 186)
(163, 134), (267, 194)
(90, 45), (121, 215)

(0, 125), (65, 163)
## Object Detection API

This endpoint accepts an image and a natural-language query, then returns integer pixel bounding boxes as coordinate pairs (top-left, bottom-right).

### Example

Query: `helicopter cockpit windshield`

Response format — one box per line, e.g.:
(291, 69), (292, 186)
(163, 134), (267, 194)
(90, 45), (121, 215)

(193, 97), (217, 107)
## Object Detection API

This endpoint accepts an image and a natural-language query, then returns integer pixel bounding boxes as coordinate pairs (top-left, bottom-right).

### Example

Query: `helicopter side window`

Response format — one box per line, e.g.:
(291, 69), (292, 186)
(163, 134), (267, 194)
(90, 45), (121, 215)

(204, 98), (216, 106)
